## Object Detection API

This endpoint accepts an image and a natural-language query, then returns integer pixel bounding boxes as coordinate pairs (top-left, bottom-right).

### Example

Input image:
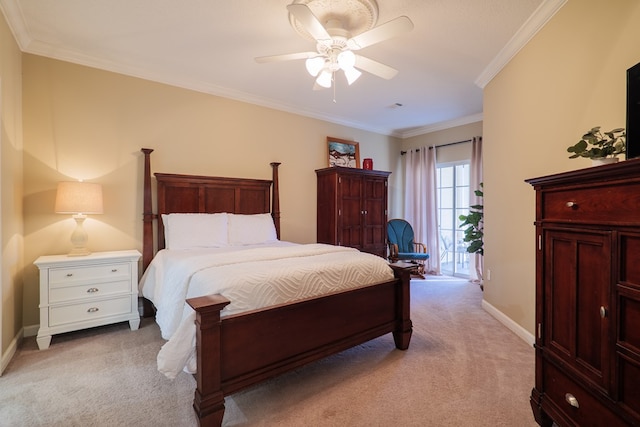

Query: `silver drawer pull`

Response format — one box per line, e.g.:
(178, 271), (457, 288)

(565, 393), (579, 408)
(566, 201), (577, 208)
(87, 288), (99, 293)
(600, 306), (607, 318)
(87, 307), (99, 313)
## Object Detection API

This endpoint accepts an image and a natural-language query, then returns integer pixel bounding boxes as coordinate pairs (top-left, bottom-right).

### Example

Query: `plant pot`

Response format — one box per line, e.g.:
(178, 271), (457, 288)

(591, 157), (619, 166)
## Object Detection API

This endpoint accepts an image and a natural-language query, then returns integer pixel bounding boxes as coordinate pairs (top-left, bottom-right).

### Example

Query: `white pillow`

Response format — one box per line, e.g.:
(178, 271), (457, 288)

(162, 213), (228, 250)
(228, 213), (278, 245)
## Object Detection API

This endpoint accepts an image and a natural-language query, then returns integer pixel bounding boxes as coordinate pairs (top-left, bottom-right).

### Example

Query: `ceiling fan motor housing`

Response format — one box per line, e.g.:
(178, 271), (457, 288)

(289, 0), (379, 42)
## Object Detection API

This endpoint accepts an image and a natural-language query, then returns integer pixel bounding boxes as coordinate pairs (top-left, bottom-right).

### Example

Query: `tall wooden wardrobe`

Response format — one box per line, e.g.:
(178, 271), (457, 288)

(316, 166), (390, 258)
(526, 160), (640, 426)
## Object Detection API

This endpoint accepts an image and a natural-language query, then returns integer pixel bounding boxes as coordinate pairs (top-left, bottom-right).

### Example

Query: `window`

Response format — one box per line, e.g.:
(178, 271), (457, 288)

(437, 162), (470, 277)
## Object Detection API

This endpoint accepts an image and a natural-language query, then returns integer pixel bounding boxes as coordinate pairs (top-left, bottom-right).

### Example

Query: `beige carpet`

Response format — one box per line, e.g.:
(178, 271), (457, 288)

(0, 277), (538, 427)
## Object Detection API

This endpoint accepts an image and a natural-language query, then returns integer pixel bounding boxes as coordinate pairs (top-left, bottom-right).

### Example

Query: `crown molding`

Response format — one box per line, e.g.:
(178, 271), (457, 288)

(475, 0), (567, 89)
(20, 40), (398, 137)
(0, 0), (31, 49)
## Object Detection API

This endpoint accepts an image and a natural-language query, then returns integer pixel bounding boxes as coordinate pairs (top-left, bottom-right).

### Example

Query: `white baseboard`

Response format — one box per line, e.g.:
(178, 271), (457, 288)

(24, 324), (39, 337)
(482, 299), (535, 347)
(0, 328), (23, 376)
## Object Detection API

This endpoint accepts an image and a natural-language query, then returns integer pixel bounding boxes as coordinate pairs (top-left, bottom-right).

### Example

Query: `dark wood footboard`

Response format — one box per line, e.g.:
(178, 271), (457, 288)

(187, 265), (412, 427)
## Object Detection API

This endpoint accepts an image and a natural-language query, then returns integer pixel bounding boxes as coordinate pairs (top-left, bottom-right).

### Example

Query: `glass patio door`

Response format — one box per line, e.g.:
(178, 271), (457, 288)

(437, 163), (470, 277)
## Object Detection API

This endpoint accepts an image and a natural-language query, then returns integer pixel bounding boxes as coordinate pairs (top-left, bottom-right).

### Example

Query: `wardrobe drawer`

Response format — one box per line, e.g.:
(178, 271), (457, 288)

(49, 280), (131, 303)
(541, 183), (640, 224)
(49, 296), (132, 326)
(49, 263), (131, 286)
(543, 362), (620, 427)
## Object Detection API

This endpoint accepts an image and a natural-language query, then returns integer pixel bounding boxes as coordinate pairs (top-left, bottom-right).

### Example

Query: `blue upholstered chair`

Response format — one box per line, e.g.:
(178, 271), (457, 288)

(387, 219), (430, 275)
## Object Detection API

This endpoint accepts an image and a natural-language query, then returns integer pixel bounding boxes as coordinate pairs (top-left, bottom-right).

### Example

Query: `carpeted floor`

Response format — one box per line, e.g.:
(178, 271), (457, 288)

(0, 277), (537, 426)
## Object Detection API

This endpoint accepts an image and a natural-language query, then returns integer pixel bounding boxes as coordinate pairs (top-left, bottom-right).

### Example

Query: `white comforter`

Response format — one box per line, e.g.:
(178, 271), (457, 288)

(139, 242), (394, 378)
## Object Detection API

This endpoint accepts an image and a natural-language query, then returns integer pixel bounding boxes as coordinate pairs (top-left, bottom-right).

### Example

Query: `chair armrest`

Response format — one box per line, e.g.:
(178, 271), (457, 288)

(413, 242), (428, 253)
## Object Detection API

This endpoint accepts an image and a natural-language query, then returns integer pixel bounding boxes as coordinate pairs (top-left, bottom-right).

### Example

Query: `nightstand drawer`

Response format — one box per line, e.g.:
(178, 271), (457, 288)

(49, 295), (132, 326)
(49, 280), (131, 303)
(49, 263), (131, 286)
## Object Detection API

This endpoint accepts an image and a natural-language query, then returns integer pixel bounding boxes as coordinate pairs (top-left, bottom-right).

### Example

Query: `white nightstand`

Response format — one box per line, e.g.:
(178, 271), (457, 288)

(34, 250), (142, 350)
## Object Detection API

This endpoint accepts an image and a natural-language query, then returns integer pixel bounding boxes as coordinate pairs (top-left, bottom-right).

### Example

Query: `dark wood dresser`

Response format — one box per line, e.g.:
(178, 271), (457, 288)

(526, 160), (640, 427)
(316, 166), (390, 257)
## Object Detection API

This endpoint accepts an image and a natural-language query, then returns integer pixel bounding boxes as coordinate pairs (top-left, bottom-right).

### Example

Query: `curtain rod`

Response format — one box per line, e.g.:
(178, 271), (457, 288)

(400, 138), (473, 155)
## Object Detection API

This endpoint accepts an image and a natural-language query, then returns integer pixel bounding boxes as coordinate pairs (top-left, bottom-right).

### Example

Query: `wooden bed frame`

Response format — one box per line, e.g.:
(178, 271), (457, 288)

(140, 148), (413, 426)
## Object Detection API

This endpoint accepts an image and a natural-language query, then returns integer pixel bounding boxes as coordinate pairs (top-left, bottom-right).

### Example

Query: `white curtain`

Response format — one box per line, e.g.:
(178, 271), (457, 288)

(469, 136), (483, 283)
(404, 147), (440, 274)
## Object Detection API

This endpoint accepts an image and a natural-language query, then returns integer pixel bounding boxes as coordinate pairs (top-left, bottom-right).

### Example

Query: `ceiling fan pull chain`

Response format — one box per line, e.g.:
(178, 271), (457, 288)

(333, 72), (337, 103)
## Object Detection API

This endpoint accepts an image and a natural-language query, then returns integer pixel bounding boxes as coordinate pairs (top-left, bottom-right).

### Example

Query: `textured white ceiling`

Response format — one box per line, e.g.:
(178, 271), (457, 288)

(1, 0), (564, 137)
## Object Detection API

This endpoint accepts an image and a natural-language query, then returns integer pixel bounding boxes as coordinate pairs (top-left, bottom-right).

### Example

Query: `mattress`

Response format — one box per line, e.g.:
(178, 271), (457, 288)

(139, 242), (395, 378)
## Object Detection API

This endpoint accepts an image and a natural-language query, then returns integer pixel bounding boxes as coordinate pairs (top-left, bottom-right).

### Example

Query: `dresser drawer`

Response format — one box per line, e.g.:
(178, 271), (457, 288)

(543, 362), (621, 427)
(49, 263), (131, 286)
(49, 295), (132, 326)
(541, 183), (640, 224)
(49, 280), (131, 303)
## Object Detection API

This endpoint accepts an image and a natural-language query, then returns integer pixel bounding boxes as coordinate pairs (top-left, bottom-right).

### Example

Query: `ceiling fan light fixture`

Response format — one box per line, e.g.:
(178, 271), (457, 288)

(316, 70), (333, 88)
(337, 50), (356, 70)
(305, 56), (325, 77)
(344, 66), (362, 85)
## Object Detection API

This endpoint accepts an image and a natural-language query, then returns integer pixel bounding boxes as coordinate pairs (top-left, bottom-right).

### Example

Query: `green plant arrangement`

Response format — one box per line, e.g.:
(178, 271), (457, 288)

(566, 126), (626, 159)
(459, 183), (483, 256)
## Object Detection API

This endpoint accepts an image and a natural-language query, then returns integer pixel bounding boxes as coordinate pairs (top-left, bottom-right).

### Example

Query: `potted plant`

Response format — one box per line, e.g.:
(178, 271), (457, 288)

(459, 183), (483, 256)
(566, 126), (626, 165)
(459, 183), (483, 287)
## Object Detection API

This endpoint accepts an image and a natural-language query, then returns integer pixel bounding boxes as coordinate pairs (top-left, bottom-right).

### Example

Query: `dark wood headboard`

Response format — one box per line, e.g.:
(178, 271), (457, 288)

(141, 148), (281, 271)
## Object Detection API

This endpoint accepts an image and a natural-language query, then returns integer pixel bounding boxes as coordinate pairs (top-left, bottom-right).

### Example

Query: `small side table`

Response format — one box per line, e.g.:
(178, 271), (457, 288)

(34, 250), (141, 350)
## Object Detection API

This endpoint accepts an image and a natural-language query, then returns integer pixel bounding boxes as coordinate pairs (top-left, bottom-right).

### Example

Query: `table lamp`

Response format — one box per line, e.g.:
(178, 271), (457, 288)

(55, 181), (103, 256)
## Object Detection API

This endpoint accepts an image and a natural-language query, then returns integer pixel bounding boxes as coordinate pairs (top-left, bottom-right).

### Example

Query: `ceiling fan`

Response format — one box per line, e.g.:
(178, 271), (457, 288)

(255, 0), (413, 90)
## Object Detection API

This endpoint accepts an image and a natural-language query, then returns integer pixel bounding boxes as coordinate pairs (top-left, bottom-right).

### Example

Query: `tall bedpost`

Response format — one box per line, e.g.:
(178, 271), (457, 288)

(140, 148), (156, 318)
(270, 162), (281, 239)
(141, 148), (154, 271)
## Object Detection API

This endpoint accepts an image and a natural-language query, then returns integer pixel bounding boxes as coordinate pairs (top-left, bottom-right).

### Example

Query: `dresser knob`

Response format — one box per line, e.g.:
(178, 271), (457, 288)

(565, 393), (579, 408)
(66, 273), (73, 277)
(87, 288), (99, 293)
(600, 306), (607, 318)
(111, 269), (118, 272)
(87, 307), (99, 313)
(566, 201), (577, 208)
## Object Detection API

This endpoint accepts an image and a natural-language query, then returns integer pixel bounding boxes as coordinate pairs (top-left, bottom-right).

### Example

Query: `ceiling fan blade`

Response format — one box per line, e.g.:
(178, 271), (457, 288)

(255, 51), (318, 63)
(354, 55), (398, 80)
(347, 16), (414, 50)
(287, 4), (332, 42)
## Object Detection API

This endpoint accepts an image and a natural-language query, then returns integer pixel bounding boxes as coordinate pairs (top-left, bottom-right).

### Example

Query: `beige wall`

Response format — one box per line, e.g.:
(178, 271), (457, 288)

(21, 54), (402, 327)
(0, 10), (23, 363)
(483, 0), (640, 335)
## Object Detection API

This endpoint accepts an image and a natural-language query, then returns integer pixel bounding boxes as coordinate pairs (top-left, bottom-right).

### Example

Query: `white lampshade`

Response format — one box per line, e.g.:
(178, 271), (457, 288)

(343, 67), (362, 85)
(305, 57), (325, 77)
(316, 70), (333, 88)
(55, 181), (103, 256)
(55, 181), (103, 214)
(337, 50), (356, 70)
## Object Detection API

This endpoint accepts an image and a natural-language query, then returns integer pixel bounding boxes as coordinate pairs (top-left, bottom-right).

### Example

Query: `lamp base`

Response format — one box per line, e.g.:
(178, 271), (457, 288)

(68, 214), (91, 256)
